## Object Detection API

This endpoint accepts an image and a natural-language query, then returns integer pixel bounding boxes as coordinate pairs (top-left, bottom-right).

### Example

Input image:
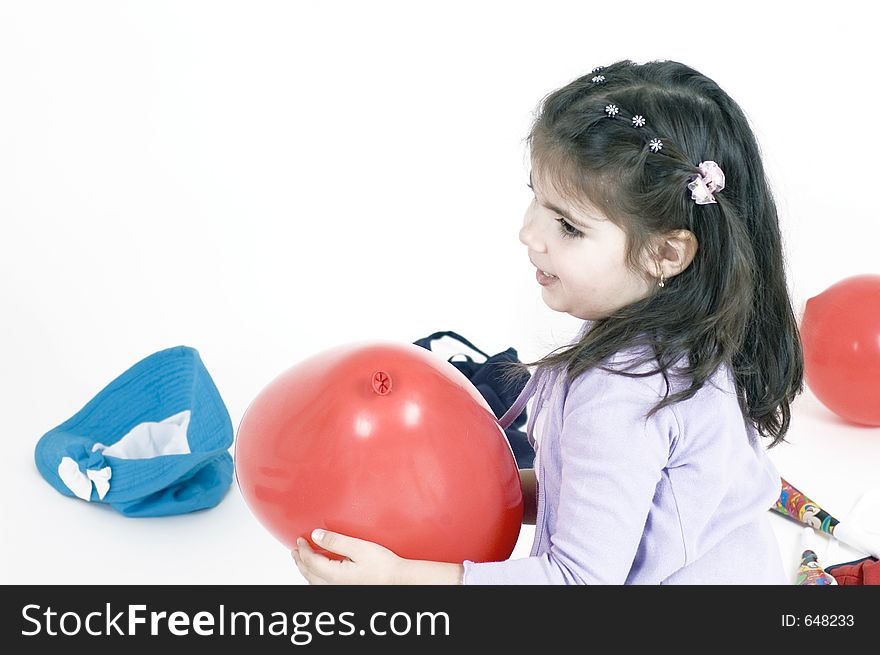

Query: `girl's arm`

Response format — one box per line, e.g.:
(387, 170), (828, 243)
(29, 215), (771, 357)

(462, 370), (673, 585)
(520, 468), (537, 525)
(293, 530), (464, 584)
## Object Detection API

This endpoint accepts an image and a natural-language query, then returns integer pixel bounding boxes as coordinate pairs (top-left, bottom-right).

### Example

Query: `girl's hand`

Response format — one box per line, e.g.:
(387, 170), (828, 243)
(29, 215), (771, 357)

(292, 529), (464, 585)
(292, 529), (406, 585)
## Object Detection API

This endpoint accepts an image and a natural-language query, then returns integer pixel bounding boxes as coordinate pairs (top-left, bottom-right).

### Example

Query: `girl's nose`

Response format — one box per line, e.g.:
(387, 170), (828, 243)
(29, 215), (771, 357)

(519, 209), (545, 251)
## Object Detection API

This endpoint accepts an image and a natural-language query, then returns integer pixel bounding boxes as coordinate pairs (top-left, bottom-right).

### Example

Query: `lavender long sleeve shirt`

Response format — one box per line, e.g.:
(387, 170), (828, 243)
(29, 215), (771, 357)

(462, 323), (787, 585)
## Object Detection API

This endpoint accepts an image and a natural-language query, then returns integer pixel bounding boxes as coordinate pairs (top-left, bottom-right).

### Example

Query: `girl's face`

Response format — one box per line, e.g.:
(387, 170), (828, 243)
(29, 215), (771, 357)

(519, 167), (654, 320)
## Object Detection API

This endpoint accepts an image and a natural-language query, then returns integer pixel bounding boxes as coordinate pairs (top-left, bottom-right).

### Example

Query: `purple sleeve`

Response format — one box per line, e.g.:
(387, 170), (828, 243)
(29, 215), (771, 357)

(462, 369), (676, 584)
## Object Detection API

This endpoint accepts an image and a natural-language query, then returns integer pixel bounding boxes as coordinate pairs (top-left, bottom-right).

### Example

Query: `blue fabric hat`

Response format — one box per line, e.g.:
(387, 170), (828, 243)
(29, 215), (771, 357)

(35, 346), (234, 517)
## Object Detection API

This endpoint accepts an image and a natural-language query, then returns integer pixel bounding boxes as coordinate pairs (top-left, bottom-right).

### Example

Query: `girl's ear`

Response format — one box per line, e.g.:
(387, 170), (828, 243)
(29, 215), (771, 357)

(654, 230), (699, 280)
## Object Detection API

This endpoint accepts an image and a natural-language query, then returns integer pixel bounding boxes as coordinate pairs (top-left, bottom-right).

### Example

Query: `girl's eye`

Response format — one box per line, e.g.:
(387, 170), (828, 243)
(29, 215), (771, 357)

(527, 182), (583, 239)
(556, 217), (583, 239)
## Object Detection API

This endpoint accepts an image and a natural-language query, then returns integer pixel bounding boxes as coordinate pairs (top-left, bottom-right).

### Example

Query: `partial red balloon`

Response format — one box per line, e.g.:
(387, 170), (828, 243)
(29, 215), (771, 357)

(800, 274), (880, 426)
(234, 341), (523, 563)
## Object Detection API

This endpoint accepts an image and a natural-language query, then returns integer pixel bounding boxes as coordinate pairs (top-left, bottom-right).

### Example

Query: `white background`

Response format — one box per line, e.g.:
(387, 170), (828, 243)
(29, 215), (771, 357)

(2, 0), (878, 584)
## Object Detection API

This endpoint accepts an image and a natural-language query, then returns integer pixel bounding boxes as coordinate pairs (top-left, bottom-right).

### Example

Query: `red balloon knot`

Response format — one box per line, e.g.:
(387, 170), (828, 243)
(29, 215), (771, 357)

(371, 371), (392, 395)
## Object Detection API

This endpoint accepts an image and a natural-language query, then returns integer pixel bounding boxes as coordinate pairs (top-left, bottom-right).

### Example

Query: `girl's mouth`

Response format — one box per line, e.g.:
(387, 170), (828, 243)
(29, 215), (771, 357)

(537, 269), (558, 286)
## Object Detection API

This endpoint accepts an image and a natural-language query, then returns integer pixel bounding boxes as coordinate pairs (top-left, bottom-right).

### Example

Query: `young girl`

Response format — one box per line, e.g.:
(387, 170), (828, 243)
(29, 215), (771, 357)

(292, 59), (804, 585)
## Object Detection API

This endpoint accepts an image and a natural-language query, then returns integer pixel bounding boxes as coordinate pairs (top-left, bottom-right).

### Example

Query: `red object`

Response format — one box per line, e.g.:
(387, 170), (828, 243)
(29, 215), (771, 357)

(800, 274), (880, 426)
(234, 341), (523, 563)
(824, 557), (880, 585)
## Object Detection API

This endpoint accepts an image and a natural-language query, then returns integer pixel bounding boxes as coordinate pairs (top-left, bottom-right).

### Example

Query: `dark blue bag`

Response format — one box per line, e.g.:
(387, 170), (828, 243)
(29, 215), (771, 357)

(412, 331), (533, 468)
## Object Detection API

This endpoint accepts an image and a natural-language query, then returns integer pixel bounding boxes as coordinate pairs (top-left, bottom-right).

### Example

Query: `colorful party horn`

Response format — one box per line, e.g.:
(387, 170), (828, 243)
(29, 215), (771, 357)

(795, 549), (838, 585)
(773, 478), (880, 558)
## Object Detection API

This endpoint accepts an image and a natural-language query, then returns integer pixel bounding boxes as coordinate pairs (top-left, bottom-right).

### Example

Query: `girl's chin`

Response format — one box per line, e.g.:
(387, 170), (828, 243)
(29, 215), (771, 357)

(540, 294), (567, 313)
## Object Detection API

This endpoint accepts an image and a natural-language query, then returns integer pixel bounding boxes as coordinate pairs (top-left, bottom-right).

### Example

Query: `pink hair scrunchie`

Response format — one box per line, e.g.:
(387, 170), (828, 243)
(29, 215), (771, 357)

(687, 160), (725, 205)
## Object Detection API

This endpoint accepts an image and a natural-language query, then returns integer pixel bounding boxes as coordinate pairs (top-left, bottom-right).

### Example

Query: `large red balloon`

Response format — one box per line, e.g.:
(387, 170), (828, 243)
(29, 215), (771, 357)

(800, 274), (880, 426)
(234, 341), (523, 563)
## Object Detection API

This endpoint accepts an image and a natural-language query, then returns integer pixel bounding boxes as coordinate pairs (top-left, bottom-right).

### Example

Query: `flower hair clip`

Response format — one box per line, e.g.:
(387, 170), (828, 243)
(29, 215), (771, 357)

(687, 160), (725, 204)
(592, 75), (606, 84)
(599, 99), (661, 152)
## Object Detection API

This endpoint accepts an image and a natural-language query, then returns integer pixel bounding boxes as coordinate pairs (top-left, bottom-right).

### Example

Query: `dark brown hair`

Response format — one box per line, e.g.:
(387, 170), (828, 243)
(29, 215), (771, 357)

(501, 59), (803, 448)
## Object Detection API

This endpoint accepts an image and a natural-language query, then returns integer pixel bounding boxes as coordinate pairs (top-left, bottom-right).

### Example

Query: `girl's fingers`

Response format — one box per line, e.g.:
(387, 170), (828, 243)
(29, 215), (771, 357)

(292, 547), (331, 585)
(311, 529), (365, 559)
(296, 537), (344, 583)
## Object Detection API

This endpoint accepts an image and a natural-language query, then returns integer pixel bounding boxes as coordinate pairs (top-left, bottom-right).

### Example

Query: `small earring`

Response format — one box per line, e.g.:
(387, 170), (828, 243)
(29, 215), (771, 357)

(658, 272), (666, 288)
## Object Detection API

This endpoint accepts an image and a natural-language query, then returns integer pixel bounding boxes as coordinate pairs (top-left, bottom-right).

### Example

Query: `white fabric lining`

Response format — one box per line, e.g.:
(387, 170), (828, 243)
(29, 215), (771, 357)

(56, 410), (192, 502)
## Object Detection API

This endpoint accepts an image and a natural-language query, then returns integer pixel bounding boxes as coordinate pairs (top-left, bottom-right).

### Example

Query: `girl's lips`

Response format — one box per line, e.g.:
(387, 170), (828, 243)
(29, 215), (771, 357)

(536, 268), (558, 286)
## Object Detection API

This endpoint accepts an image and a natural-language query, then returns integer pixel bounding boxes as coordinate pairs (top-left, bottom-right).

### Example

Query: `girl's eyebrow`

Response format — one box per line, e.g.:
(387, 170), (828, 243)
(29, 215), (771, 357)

(529, 171), (596, 228)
